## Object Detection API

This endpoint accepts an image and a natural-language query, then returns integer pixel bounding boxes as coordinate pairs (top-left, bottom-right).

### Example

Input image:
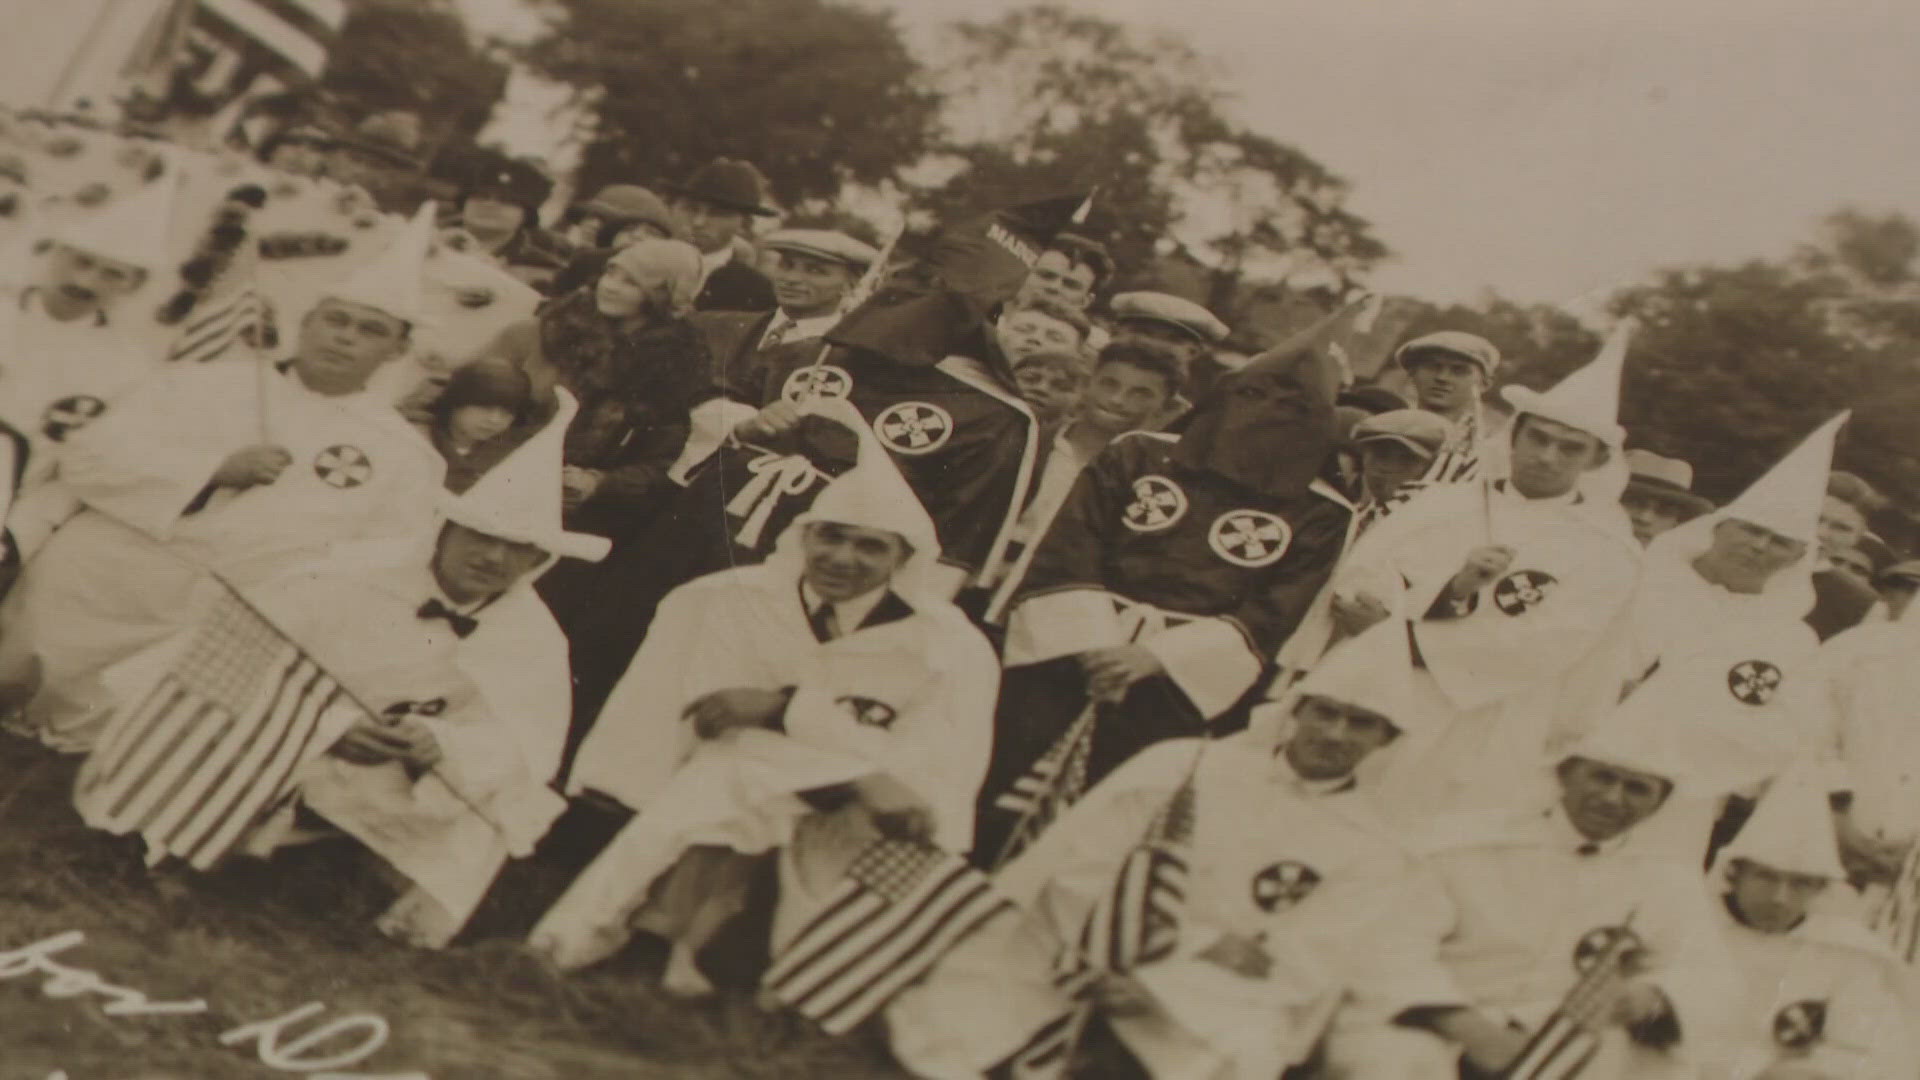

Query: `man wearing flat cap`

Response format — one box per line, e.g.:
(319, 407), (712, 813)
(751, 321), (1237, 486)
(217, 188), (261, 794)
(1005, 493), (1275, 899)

(1620, 449), (1714, 546)
(663, 158), (779, 313)
(1391, 330), (1503, 480)
(673, 228), (880, 484)
(1108, 290), (1231, 412)
(1349, 408), (1451, 538)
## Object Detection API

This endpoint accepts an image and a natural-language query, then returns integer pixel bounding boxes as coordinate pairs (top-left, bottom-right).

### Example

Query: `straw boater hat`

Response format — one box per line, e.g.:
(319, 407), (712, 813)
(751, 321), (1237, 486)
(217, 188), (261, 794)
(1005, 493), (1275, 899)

(1623, 449), (1714, 516)
(441, 388), (611, 565)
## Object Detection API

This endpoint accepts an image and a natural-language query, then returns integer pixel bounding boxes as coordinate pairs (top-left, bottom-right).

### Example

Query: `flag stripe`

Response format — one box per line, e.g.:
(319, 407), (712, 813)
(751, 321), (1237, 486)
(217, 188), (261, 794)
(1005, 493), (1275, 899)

(158, 653), (315, 856)
(186, 672), (342, 866)
(779, 863), (975, 1007)
(125, 705), (245, 835)
(805, 879), (1004, 1029)
(104, 700), (225, 825)
(84, 678), (185, 794)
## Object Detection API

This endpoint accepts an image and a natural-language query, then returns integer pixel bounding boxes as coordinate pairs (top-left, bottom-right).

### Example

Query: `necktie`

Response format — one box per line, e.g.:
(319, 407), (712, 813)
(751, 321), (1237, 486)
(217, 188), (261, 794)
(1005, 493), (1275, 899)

(417, 598), (477, 639)
(807, 601), (840, 643)
(761, 313), (793, 350)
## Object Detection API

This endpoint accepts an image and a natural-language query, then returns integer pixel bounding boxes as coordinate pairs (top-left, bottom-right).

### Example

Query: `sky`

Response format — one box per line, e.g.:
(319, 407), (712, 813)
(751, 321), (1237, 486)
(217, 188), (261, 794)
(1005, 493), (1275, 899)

(461, 0), (1920, 308)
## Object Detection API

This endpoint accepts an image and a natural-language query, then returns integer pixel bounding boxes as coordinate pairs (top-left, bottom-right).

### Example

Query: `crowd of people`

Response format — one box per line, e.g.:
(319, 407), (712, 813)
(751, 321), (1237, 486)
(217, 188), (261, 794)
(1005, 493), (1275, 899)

(0, 105), (1915, 1079)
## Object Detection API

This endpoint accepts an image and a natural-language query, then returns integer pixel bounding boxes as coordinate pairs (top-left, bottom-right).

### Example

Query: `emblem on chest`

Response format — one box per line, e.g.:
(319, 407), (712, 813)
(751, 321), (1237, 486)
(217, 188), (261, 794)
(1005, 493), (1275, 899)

(1493, 569), (1558, 616)
(835, 695), (898, 729)
(1208, 510), (1292, 567)
(1727, 659), (1783, 705)
(782, 364), (852, 404)
(1251, 860), (1321, 912)
(1772, 999), (1826, 1050)
(1122, 475), (1187, 532)
(42, 394), (106, 441)
(313, 444), (373, 489)
(873, 401), (952, 455)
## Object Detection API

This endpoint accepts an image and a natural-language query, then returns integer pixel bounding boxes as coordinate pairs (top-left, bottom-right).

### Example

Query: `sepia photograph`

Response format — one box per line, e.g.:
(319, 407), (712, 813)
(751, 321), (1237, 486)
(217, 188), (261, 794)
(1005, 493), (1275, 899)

(0, 0), (1915, 1076)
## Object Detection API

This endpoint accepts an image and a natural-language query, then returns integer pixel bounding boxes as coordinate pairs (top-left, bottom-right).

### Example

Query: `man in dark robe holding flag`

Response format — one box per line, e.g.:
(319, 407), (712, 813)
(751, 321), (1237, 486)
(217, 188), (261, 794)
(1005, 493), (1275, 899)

(973, 306), (1355, 863)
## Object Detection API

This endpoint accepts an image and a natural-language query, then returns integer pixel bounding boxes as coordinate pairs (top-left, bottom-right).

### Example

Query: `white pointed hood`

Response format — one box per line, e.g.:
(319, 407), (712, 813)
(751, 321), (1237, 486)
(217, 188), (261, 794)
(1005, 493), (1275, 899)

(1716, 768), (1847, 880)
(1559, 706), (1698, 796)
(321, 199), (434, 325)
(1720, 411), (1848, 546)
(441, 387), (610, 563)
(1500, 319), (1631, 449)
(1257, 619), (1430, 743)
(53, 151), (180, 272)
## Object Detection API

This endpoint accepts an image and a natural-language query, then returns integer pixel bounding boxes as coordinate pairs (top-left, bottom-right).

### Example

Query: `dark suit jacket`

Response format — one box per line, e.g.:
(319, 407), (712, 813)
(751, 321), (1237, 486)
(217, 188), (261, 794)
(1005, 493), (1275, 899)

(696, 258), (776, 313)
(1808, 567), (1880, 641)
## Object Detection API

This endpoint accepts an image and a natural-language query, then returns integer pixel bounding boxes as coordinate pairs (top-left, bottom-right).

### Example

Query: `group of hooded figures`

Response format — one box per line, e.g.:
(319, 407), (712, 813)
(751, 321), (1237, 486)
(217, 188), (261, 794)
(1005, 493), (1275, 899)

(0, 110), (1914, 1080)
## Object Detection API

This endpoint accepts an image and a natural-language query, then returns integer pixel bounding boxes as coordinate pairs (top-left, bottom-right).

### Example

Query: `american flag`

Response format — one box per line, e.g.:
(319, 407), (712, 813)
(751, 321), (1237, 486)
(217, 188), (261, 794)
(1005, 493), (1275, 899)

(762, 837), (1013, 1035)
(1870, 842), (1920, 964)
(73, 581), (368, 870)
(166, 288), (276, 364)
(1500, 922), (1642, 1080)
(990, 704), (1097, 869)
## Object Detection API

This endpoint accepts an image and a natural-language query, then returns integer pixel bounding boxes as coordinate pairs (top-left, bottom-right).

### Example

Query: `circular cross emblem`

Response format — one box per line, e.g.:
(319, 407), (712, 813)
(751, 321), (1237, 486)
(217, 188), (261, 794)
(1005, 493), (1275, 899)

(381, 696), (447, 719)
(313, 444), (373, 489)
(1493, 569), (1559, 616)
(1571, 925), (1645, 974)
(41, 394), (106, 442)
(1772, 999), (1827, 1050)
(1208, 510), (1293, 568)
(837, 695), (898, 729)
(1122, 475), (1188, 533)
(1251, 860), (1321, 913)
(873, 401), (953, 455)
(782, 364), (852, 404)
(1728, 659), (1783, 706)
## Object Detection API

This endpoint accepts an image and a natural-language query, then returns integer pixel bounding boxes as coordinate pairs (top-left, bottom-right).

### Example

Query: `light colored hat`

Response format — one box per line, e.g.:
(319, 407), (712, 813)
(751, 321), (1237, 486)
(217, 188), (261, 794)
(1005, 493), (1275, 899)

(1109, 291), (1230, 344)
(53, 153), (180, 271)
(322, 199), (434, 324)
(1718, 412), (1848, 545)
(442, 387), (610, 563)
(1291, 620), (1431, 737)
(1351, 408), (1449, 459)
(1717, 768), (1847, 880)
(762, 228), (879, 270)
(1393, 330), (1500, 377)
(1500, 319), (1631, 447)
(1559, 707), (1694, 793)
(1624, 449), (1714, 515)
(605, 237), (704, 318)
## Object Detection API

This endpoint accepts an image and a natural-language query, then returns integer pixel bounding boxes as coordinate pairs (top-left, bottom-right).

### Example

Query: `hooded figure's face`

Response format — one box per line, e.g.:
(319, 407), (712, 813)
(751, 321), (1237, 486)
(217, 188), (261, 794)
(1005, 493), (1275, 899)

(801, 521), (911, 602)
(432, 523), (548, 605)
(1169, 327), (1340, 499)
(1725, 859), (1827, 933)
(1283, 694), (1398, 780)
(1556, 757), (1671, 842)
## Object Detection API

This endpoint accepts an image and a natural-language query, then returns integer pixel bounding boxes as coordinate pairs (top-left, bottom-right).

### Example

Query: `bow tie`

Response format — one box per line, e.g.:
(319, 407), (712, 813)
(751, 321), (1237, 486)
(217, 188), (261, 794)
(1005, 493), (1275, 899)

(417, 599), (477, 638)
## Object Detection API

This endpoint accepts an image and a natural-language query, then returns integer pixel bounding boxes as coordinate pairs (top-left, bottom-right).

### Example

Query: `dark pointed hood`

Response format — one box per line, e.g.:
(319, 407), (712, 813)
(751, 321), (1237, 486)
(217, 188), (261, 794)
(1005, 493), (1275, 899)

(826, 193), (1089, 368)
(1169, 300), (1361, 499)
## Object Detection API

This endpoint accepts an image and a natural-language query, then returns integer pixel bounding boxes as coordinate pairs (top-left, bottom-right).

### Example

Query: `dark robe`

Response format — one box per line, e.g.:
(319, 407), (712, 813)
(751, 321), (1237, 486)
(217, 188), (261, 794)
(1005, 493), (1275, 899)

(1808, 566), (1880, 642)
(695, 257), (776, 313)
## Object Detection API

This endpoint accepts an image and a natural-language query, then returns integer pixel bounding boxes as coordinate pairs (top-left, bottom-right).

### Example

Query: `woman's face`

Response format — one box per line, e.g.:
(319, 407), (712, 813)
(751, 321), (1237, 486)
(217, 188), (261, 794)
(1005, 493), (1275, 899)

(594, 260), (652, 318)
(448, 404), (516, 446)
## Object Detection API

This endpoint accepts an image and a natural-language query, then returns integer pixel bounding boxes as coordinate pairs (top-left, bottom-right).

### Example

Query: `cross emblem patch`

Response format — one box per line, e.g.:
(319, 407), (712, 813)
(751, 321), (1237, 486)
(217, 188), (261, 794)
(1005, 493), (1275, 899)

(1572, 924), (1645, 974)
(782, 364), (852, 404)
(873, 401), (953, 455)
(381, 697), (447, 719)
(1122, 475), (1188, 532)
(1251, 860), (1321, 913)
(1728, 659), (1783, 705)
(1207, 510), (1293, 567)
(42, 394), (106, 441)
(1772, 999), (1827, 1050)
(1493, 569), (1558, 616)
(313, 444), (373, 489)
(836, 695), (898, 729)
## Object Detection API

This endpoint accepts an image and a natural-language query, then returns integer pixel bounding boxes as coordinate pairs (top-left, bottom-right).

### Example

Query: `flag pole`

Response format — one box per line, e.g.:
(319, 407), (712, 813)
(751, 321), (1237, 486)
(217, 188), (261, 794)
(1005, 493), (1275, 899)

(804, 219), (906, 372)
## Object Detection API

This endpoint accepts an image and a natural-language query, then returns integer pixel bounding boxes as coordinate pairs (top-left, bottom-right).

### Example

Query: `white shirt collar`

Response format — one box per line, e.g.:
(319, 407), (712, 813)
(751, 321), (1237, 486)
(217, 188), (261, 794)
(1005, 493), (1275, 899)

(800, 579), (888, 635)
(762, 308), (840, 348)
(1496, 477), (1581, 508)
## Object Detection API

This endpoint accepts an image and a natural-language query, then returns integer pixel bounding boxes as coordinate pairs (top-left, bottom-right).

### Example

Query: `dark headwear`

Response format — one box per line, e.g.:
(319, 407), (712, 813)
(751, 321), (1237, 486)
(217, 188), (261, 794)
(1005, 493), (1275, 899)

(433, 361), (533, 425)
(1169, 303), (1349, 499)
(459, 154), (553, 219)
(662, 158), (778, 217)
(1337, 384), (1409, 416)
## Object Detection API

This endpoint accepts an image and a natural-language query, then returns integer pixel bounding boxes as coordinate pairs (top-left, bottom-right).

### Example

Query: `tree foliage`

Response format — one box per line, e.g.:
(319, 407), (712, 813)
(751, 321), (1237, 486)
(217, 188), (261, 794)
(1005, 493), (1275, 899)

(518, 0), (939, 206)
(319, 0), (508, 155)
(918, 5), (1388, 296)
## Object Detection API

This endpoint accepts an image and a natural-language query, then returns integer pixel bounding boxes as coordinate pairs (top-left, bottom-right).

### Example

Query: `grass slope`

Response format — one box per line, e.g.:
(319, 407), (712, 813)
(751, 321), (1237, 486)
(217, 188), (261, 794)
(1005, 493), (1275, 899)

(0, 736), (909, 1079)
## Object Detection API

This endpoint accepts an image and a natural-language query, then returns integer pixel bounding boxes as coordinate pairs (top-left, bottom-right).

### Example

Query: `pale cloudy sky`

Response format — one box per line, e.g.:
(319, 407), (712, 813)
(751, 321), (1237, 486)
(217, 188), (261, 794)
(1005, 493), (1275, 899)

(463, 0), (1920, 306)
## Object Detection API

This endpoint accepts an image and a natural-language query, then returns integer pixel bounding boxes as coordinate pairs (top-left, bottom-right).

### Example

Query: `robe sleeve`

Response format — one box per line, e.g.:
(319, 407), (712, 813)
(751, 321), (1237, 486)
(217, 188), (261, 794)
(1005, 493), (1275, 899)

(1143, 498), (1347, 717)
(59, 369), (237, 539)
(889, 404), (1032, 577)
(1412, 539), (1639, 714)
(565, 579), (712, 805)
(1002, 444), (1135, 665)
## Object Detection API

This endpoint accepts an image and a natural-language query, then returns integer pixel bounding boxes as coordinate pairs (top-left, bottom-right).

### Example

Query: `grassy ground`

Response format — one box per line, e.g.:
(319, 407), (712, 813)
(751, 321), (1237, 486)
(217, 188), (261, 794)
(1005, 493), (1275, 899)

(0, 735), (910, 1080)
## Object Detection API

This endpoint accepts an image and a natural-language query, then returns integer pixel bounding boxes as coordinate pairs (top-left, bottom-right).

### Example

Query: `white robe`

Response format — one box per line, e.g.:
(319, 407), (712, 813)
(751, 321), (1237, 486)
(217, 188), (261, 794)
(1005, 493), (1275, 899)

(1821, 618), (1920, 850)
(888, 735), (1434, 1080)
(535, 562), (998, 970)
(1384, 805), (1741, 1079)
(0, 361), (442, 749)
(1331, 479), (1642, 817)
(1700, 909), (1911, 1079)
(237, 563), (568, 945)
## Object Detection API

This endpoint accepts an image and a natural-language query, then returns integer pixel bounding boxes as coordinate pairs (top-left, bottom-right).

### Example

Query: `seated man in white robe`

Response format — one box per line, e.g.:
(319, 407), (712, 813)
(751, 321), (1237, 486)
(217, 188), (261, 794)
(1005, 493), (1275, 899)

(1369, 712), (1739, 1079)
(534, 461), (999, 991)
(0, 205), (446, 750)
(77, 412), (594, 947)
(885, 622), (1438, 1080)
(1701, 771), (1911, 1080)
